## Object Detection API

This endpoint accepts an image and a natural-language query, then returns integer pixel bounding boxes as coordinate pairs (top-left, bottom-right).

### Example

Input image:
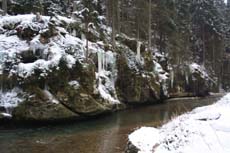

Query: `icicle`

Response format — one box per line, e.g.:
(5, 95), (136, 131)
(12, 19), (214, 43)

(136, 41), (141, 62)
(0, 65), (3, 93)
(98, 51), (102, 74)
(103, 52), (107, 71)
(185, 71), (189, 85)
(102, 52), (105, 71)
(104, 52), (107, 71)
(170, 70), (174, 88)
(72, 29), (77, 36)
(44, 83), (49, 90)
(81, 33), (86, 40)
(5, 106), (13, 115)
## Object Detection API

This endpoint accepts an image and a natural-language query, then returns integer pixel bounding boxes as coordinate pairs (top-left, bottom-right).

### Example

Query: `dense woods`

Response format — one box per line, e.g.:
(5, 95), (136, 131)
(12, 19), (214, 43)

(1, 0), (229, 89)
(1, 1), (230, 153)
(0, 0), (230, 121)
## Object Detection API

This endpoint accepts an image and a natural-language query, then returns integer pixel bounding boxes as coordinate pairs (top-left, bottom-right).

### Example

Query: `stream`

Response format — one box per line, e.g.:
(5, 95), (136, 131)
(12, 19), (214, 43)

(0, 95), (223, 153)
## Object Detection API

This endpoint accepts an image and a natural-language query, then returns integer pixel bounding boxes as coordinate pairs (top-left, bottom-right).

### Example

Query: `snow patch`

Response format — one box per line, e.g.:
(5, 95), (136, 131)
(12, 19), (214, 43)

(0, 88), (24, 115)
(129, 127), (160, 153)
(68, 80), (80, 90)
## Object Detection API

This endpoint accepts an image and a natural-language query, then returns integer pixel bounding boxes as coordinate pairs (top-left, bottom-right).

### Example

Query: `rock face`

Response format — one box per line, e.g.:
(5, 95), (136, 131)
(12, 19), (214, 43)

(125, 141), (139, 153)
(0, 15), (212, 122)
(12, 87), (79, 121)
(116, 53), (161, 104)
(168, 64), (214, 98)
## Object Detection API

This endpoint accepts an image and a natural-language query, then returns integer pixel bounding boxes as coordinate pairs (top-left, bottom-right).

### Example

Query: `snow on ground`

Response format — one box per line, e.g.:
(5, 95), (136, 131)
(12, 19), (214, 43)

(129, 93), (230, 153)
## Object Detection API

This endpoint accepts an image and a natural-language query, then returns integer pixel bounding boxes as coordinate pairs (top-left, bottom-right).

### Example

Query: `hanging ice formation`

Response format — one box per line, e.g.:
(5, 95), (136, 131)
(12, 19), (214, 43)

(170, 70), (174, 88)
(43, 83), (59, 104)
(136, 41), (142, 62)
(97, 50), (120, 104)
(98, 51), (103, 74)
(98, 50), (112, 73)
(72, 29), (77, 37)
(185, 71), (189, 85)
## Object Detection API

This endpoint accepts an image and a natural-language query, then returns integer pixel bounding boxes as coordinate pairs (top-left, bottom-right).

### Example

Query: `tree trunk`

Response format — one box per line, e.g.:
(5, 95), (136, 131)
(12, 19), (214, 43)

(85, 22), (89, 60)
(148, 0), (152, 51)
(212, 36), (215, 70)
(106, 0), (111, 26)
(202, 24), (206, 66)
(2, 0), (7, 15)
(117, 0), (121, 34)
(73, 1), (77, 12)
(112, 0), (116, 48)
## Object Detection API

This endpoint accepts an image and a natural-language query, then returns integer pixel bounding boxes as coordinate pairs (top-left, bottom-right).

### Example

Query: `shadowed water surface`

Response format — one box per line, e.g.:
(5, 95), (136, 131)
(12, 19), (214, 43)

(0, 95), (223, 153)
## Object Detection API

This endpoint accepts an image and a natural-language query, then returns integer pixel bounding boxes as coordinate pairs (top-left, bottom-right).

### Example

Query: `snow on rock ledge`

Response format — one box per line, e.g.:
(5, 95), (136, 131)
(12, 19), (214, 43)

(127, 93), (230, 153)
(0, 88), (24, 117)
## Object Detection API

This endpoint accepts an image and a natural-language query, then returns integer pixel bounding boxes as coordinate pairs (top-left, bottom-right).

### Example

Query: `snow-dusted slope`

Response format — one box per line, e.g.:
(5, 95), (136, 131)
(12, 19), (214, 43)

(128, 93), (230, 153)
(0, 14), (121, 118)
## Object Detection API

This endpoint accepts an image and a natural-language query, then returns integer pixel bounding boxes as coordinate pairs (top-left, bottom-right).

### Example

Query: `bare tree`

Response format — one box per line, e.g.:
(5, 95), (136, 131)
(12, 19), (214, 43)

(148, 0), (152, 51)
(112, 0), (116, 48)
(2, 0), (7, 15)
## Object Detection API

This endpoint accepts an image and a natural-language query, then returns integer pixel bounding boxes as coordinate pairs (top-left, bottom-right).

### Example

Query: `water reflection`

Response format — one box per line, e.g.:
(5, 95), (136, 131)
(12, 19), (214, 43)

(0, 96), (222, 153)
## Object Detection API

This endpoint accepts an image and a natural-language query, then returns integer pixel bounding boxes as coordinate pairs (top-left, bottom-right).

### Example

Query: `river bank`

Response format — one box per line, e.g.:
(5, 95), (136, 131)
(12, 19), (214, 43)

(127, 93), (230, 153)
(0, 93), (224, 126)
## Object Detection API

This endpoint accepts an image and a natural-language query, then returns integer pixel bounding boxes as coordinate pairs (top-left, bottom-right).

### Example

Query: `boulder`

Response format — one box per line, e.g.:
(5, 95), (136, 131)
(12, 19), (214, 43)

(56, 86), (111, 116)
(125, 141), (139, 153)
(12, 87), (79, 121)
(116, 54), (161, 104)
(116, 34), (145, 53)
(48, 61), (112, 116)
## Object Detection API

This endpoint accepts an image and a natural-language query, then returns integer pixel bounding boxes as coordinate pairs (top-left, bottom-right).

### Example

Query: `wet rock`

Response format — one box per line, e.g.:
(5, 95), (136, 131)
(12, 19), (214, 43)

(48, 61), (112, 116)
(12, 87), (79, 121)
(56, 87), (111, 116)
(125, 141), (139, 153)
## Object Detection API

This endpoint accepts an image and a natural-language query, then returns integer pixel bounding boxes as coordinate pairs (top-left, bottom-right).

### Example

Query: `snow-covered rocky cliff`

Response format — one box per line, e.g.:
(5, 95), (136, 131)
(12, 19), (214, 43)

(0, 14), (213, 122)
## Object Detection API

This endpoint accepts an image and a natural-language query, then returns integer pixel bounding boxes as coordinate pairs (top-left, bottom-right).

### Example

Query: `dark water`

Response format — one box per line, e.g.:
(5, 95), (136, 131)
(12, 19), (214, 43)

(0, 95), (223, 153)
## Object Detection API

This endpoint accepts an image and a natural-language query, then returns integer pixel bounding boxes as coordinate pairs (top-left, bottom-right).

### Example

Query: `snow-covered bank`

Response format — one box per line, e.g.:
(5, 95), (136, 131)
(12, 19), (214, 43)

(128, 93), (230, 153)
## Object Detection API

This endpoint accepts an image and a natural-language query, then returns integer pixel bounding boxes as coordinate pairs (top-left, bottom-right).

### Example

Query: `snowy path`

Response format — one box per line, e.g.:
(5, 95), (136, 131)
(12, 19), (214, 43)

(129, 93), (230, 153)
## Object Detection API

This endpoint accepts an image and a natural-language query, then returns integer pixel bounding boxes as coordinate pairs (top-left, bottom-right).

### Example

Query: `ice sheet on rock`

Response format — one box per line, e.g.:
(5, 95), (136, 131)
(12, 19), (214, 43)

(96, 71), (120, 104)
(1, 113), (12, 118)
(43, 89), (59, 104)
(0, 88), (23, 108)
(96, 50), (120, 104)
(0, 88), (24, 115)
